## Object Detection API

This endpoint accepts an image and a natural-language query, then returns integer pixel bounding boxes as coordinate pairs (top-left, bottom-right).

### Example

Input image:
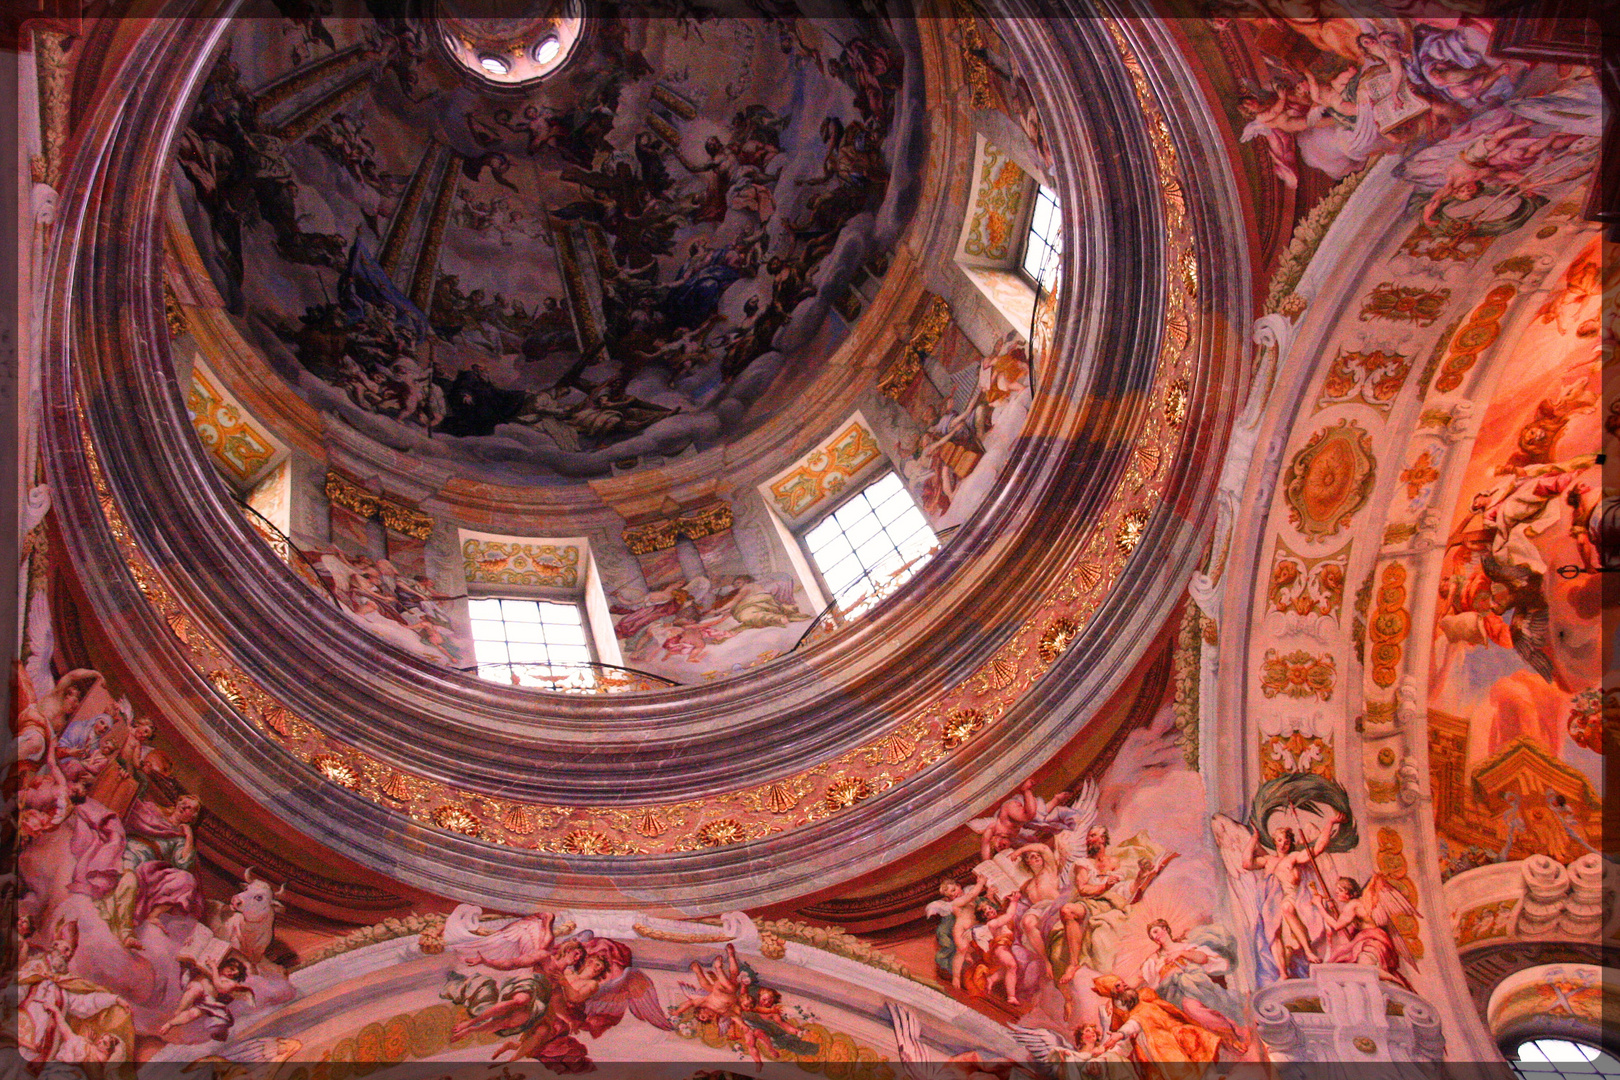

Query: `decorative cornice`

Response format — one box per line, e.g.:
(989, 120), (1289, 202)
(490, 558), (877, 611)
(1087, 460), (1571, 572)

(621, 501), (734, 554)
(324, 472), (433, 541)
(878, 292), (952, 400)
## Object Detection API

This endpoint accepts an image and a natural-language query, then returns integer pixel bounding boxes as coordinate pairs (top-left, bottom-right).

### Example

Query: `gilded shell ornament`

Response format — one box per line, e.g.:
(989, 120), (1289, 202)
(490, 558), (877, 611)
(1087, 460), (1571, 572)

(873, 733), (915, 765)
(311, 753), (359, 789)
(501, 806), (536, 834)
(379, 771), (413, 803)
(765, 782), (799, 814)
(431, 805), (481, 836)
(1038, 619), (1080, 666)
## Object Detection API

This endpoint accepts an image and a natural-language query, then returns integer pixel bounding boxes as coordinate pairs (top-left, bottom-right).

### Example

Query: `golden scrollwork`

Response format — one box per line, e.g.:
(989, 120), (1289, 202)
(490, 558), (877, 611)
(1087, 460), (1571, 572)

(878, 293), (951, 400)
(324, 472), (379, 519)
(323, 472), (433, 540)
(375, 500), (434, 541)
(621, 501), (733, 554)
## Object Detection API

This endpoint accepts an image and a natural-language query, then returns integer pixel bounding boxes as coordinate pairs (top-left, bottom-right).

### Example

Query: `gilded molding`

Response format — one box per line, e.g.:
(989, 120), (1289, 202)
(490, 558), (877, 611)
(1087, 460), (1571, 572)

(878, 293), (951, 400)
(622, 502), (733, 554)
(324, 471), (433, 540)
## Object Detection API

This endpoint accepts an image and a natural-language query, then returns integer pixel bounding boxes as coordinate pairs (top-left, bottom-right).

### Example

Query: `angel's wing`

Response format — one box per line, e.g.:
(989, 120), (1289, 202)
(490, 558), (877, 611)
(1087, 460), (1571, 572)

(1365, 875), (1421, 963)
(965, 814), (997, 836)
(1209, 814), (1257, 881)
(1043, 778), (1098, 845)
(589, 967), (675, 1031)
(1209, 813), (1263, 932)
(924, 898), (954, 919)
(1006, 1024), (1070, 1075)
(452, 913), (552, 970)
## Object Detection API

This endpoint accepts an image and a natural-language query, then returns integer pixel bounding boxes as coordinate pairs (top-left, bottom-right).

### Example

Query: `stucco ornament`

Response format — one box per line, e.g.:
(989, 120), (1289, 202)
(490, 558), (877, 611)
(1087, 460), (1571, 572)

(1282, 419), (1377, 541)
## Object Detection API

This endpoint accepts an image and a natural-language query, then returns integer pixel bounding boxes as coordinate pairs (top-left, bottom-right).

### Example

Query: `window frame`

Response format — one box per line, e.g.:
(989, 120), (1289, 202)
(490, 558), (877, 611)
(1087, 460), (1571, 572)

(797, 469), (939, 618)
(1018, 181), (1063, 294)
(465, 593), (600, 689)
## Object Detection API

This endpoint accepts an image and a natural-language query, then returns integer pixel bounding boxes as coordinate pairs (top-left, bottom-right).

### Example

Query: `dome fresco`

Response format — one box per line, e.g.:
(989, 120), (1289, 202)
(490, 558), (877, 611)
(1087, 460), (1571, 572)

(174, 5), (924, 481)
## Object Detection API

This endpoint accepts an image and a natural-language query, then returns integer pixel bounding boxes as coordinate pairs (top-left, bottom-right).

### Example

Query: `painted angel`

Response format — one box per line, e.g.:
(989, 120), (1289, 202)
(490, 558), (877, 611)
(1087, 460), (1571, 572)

(967, 778), (1089, 861)
(1211, 806), (1344, 985)
(1316, 874), (1421, 991)
(452, 921), (671, 1067)
(1007, 1022), (1128, 1075)
(452, 909), (570, 970)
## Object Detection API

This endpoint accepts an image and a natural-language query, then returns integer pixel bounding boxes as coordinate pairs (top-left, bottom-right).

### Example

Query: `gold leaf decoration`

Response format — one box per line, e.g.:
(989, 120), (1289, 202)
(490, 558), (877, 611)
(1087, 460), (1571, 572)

(261, 706), (292, 737)
(873, 733), (915, 765)
(765, 783), (799, 814)
(561, 830), (611, 855)
(941, 708), (986, 749)
(431, 805), (481, 836)
(1164, 378), (1190, 428)
(379, 772), (413, 803)
(981, 656), (1018, 691)
(1073, 561), (1103, 592)
(166, 610), (191, 644)
(1115, 508), (1151, 556)
(502, 806), (535, 834)
(311, 753), (360, 789)
(1038, 619), (1080, 666)
(635, 811), (667, 838)
(208, 670), (246, 710)
(823, 775), (870, 810)
(695, 818), (747, 847)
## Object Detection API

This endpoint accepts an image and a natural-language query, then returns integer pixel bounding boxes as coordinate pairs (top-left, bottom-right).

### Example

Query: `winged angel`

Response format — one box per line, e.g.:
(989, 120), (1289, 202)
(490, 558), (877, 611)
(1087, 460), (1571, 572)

(443, 910), (673, 1069)
(1211, 773), (1418, 989)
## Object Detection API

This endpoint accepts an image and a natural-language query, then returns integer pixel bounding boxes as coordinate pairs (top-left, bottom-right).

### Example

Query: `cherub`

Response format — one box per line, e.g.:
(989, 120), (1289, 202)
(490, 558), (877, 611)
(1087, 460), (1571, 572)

(926, 875), (986, 988)
(968, 779), (1072, 860)
(159, 954), (255, 1039)
(1317, 874), (1421, 990)
(674, 942), (750, 1023)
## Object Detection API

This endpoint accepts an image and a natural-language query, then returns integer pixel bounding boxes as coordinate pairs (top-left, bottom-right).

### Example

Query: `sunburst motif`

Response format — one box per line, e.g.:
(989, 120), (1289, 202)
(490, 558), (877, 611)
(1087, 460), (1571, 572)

(695, 819), (747, 847)
(823, 775), (870, 810)
(431, 805), (481, 836)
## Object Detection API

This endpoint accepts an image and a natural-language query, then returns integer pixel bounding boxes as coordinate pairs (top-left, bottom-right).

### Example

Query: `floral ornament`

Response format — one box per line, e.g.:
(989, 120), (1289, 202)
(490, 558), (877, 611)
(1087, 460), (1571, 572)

(1316, 348), (1413, 415)
(1259, 649), (1336, 701)
(1359, 282), (1451, 326)
(1282, 420), (1376, 541)
(1267, 539), (1350, 619)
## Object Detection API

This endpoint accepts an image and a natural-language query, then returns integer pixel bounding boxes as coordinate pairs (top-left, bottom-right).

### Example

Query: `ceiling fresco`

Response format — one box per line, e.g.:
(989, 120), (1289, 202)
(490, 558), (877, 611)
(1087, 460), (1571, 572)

(174, 6), (924, 482)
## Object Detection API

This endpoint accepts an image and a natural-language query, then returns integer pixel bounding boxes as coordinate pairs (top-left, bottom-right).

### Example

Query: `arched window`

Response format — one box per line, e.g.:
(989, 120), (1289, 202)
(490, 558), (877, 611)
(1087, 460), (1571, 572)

(1510, 1038), (1619, 1079)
